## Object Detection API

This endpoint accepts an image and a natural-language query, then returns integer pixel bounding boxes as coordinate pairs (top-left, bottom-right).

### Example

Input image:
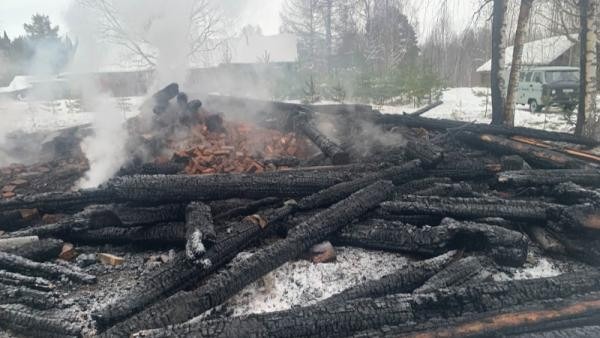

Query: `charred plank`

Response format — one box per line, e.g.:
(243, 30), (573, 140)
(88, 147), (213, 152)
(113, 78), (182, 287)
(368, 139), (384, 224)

(66, 223), (186, 246)
(4, 238), (63, 262)
(414, 256), (492, 293)
(0, 282), (58, 309)
(0, 304), (83, 337)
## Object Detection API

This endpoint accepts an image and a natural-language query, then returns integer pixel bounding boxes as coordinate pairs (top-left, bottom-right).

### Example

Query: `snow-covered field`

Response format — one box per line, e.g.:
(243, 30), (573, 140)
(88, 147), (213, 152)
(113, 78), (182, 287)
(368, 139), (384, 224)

(380, 87), (575, 133)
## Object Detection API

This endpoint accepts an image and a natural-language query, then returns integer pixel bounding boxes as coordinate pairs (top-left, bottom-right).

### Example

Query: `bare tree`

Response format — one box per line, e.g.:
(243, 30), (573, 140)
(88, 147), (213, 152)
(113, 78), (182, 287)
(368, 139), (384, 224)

(504, 0), (534, 126)
(576, 0), (599, 138)
(77, 0), (223, 68)
(491, 0), (509, 125)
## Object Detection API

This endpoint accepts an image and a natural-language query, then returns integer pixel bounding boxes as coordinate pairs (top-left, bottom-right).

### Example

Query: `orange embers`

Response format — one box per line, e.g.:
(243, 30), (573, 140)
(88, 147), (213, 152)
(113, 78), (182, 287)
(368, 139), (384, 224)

(168, 121), (311, 175)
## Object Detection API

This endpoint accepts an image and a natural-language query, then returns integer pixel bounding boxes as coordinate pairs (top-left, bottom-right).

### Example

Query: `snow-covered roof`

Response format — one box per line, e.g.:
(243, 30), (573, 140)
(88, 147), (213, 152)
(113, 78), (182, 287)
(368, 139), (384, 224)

(477, 34), (577, 73)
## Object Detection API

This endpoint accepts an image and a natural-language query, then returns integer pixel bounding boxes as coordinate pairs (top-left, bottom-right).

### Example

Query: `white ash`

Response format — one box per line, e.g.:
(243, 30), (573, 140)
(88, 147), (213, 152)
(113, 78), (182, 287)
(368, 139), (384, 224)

(225, 247), (410, 316)
(185, 230), (205, 260)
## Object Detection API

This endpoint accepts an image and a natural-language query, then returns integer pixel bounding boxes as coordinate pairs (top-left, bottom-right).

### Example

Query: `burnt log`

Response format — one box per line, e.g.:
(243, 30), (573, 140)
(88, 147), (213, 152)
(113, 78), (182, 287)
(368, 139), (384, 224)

(0, 282), (58, 309)
(93, 219), (268, 328)
(101, 181), (395, 336)
(108, 171), (347, 204)
(293, 114), (350, 165)
(4, 238), (63, 262)
(404, 141), (444, 168)
(414, 182), (474, 197)
(0, 251), (96, 284)
(548, 204), (600, 232)
(185, 202), (216, 261)
(112, 204), (186, 226)
(458, 132), (587, 169)
(395, 177), (452, 195)
(0, 188), (114, 214)
(364, 210), (443, 226)
(381, 195), (558, 223)
(414, 256), (491, 293)
(555, 236), (600, 267)
(0, 304), (83, 337)
(214, 197), (281, 221)
(132, 272), (600, 338)
(320, 251), (459, 305)
(429, 162), (503, 180)
(512, 326), (600, 338)
(335, 218), (528, 266)
(66, 223), (186, 246)
(376, 113), (600, 146)
(263, 156), (301, 168)
(0, 270), (54, 291)
(498, 169), (600, 187)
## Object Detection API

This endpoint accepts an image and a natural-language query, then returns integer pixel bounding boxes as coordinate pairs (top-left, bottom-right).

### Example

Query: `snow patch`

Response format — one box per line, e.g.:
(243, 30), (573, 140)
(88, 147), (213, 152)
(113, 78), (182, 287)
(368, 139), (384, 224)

(226, 247), (410, 316)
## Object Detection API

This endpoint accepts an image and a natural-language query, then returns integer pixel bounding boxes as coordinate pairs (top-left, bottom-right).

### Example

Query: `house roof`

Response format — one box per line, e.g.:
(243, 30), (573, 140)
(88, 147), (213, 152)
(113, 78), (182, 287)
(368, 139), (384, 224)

(477, 34), (577, 73)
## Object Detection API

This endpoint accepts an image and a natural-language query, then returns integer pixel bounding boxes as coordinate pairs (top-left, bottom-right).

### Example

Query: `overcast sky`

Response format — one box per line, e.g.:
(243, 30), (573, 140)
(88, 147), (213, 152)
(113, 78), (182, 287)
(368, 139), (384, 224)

(0, 0), (480, 41)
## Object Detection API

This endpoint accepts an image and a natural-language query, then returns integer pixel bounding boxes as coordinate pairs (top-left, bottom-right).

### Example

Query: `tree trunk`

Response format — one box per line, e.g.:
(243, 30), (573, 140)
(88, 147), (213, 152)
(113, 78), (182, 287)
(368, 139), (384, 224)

(491, 0), (508, 125)
(577, 0), (599, 137)
(504, 0), (534, 126)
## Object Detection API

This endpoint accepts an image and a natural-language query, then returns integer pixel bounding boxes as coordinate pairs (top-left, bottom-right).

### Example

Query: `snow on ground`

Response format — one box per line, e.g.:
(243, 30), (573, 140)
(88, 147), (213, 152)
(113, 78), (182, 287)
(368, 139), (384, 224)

(0, 97), (143, 134)
(380, 87), (575, 133)
(225, 247), (410, 316)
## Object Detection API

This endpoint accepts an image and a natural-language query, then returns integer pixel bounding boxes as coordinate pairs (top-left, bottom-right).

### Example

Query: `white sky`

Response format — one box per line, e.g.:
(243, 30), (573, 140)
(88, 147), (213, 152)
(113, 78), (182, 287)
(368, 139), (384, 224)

(0, 0), (480, 41)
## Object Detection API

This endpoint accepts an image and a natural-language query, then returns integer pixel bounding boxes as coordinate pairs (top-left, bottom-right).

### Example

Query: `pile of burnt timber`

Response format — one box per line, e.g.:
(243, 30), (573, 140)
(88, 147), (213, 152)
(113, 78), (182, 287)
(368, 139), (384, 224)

(2, 89), (600, 337)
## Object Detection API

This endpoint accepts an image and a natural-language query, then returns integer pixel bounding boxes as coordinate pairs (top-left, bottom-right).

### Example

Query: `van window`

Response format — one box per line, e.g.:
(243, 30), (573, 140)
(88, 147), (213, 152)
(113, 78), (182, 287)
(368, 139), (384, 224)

(524, 72), (532, 81)
(532, 72), (543, 83)
(520, 72), (526, 81)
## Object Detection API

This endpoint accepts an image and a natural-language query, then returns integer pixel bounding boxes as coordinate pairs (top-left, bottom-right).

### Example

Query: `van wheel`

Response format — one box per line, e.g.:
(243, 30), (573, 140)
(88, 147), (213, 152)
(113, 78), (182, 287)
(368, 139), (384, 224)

(529, 100), (541, 113)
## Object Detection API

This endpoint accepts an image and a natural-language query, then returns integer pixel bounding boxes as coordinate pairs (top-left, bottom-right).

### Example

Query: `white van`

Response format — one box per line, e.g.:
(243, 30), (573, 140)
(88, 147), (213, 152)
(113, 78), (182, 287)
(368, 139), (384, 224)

(515, 66), (579, 112)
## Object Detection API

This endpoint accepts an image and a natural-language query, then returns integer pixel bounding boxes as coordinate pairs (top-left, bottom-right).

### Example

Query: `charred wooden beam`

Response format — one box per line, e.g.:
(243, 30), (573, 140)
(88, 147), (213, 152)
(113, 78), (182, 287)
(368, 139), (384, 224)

(0, 304), (83, 337)
(0, 282), (58, 309)
(263, 156), (301, 168)
(395, 177), (452, 195)
(414, 182), (474, 197)
(376, 113), (600, 146)
(0, 188), (114, 214)
(66, 223), (186, 246)
(101, 181), (395, 336)
(320, 251), (459, 305)
(498, 169), (600, 187)
(293, 114), (350, 165)
(335, 218), (528, 266)
(185, 202), (216, 261)
(4, 238), (63, 262)
(214, 197), (281, 221)
(0, 252), (96, 284)
(112, 204), (186, 226)
(429, 162), (503, 180)
(365, 209), (443, 226)
(132, 272), (600, 338)
(108, 171), (347, 204)
(381, 195), (559, 223)
(555, 236), (600, 267)
(458, 132), (587, 169)
(548, 204), (600, 232)
(511, 326), (600, 338)
(404, 141), (444, 168)
(414, 256), (492, 293)
(0, 270), (54, 291)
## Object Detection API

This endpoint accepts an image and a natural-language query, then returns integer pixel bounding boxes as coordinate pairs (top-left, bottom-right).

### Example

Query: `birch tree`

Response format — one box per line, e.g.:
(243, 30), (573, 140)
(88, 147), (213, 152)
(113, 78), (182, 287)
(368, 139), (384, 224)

(504, 0), (534, 126)
(491, 0), (509, 125)
(576, 0), (598, 138)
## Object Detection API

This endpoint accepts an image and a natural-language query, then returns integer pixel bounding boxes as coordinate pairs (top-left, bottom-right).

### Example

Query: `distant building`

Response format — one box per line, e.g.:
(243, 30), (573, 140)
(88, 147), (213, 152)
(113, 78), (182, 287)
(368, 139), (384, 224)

(5, 33), (299, 99)
(477, 34), (579, 86)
